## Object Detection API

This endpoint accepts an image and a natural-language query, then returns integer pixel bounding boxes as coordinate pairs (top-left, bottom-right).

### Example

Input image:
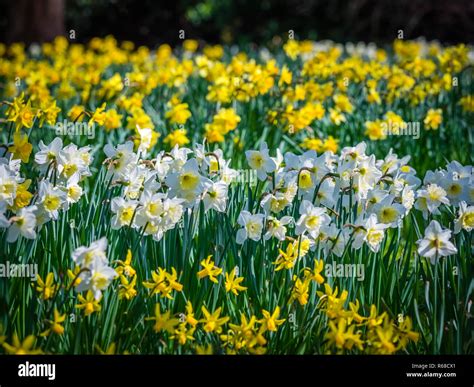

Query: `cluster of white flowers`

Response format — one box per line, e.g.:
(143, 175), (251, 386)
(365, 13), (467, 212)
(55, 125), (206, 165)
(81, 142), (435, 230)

(72, 237), (117, 299)
(0, 137), (92, 243)
(415, 161), (473, 262)
(106, 141), (239, 241)
(237, 142), (473, 262)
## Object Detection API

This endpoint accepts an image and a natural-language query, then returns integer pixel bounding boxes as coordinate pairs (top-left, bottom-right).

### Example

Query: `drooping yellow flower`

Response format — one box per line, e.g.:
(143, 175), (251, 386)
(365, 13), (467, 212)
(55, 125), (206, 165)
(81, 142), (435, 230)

(10, 179), (32, 210)
(165, 102), (191, 125)
(67, 265), (83, 287)
(290, 276), (311, 306)
(143, 267), (183, 299)
(8, 132), (33, 163)
(164, 129), (190, 148)
(145, 303), (179, 334)
(197, 255), (222, 283)
(41, 308), (66, 336)
(35, 272), (58, 300)
(365, 120), (387, 140)
(259, 306), (285, 332)
(195, 344), (213, 355)
(325, 318), (363, 352)
(424, 108), (443, 130)
(89, 102), (107, 126)
(184, 301), (198, 327)
(303, 259), (325, 284)
(200, 306), (229, 333)
(76, 290), (101, 316)
(6, 94), (36, 131)
(3, 333), (43, 355)
(225, 267), (247, 295)
(171, 323), (196, 345)
(115, 249), (136, 277)
(118, 274), (138, 300)
(104, 109), (123, 131)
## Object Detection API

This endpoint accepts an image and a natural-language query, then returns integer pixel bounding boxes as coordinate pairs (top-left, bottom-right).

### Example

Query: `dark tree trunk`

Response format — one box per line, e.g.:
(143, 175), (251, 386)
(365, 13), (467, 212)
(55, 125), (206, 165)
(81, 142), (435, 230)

(7, 0), (65, 44)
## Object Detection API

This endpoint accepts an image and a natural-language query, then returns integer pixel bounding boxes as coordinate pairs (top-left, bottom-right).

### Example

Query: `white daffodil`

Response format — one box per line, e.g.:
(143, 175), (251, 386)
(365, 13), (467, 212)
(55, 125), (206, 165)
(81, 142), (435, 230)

(236, 211), (265, 244)
(415, 183), (450, 218)
(377, 149), (410, 176)
(154, 151), (173, 181)
(366, 188), (388, 212)
(203, 181), (228, 212)
(57, 143), (87, 180)
(341, 142), (367, 166)
(136, 125), (153, 155)
(401, 185), (415, 213)
(76, 251), (117, 300)
(35, 137), (63, 173)
(163, 197), (185, 226)
(245, 142), (277, 181)
(352, 214), (389, 253)
(440, 173), (469, 206)
(72, 237), (108, 268)
(63, 174), (83, 204)
(104, 141), (137, 179)
(454, 201), (474, 233)
(219, 159), (239, 184)
(320, 223), (349, 257)
(122, 165), (155, 200)
(264, 215), (292, 241)
(168, 145), (192, 173)
(371, 195), (405, 228)
(260, 192), (290, 214)
(354, 155), (382, 200)
(312, 178), (337, 208)
(166, 158), (201, 193)
(285, 150), (329, 193)
(416, 220), (457, 263)
(6, 205), (37, 243)
(136, 190), (166, 224)
(110, 197), (138, 229)
(446, 160), (472, 180)
(37, 180), (67, 220)
(295, 200), (331, 238)
(0, 164), (17, 205)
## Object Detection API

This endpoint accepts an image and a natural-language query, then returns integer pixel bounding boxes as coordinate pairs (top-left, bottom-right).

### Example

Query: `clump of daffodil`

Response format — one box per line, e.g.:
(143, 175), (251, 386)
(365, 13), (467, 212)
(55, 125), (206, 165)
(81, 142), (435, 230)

(142, 267), (183, 298)
(204, 108), (240, 143)
(5, 93), (36, 131)
(289, 260), (325, 306)
(220, 314), (268, 354)
(274, 237), (311, 271)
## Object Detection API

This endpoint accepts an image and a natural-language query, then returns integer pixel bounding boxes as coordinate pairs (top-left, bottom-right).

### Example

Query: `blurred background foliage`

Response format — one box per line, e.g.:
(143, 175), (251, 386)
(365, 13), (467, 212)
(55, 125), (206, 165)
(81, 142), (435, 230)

(0, 0), (473, 46)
